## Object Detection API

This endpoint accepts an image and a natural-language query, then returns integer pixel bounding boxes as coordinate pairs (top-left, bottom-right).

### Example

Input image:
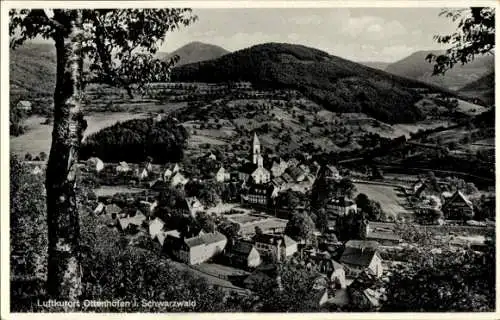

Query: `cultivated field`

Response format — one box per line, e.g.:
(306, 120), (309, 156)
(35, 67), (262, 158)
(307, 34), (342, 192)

(354, 182), (412, 220)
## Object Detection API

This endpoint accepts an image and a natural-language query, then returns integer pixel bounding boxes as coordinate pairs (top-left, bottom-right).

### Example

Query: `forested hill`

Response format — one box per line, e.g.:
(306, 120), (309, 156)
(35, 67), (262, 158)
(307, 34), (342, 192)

(459, 72), (495, 106)
(81, 117), (189, 163)
(160, 41), (230, 66)
(10, 42), (56, 98)
(171, 42), (451, 124)
(385, 50), (494, 91)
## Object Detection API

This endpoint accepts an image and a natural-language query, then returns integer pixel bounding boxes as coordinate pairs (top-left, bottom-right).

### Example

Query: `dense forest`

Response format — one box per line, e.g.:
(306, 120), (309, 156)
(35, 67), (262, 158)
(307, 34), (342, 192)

(81, 117), (189, 163)
(171, 43), (451, 124)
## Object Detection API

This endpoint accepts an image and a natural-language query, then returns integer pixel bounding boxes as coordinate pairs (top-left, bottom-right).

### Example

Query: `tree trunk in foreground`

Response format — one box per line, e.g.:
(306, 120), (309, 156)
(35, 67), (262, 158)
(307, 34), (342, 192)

(45, 11), (85, 300)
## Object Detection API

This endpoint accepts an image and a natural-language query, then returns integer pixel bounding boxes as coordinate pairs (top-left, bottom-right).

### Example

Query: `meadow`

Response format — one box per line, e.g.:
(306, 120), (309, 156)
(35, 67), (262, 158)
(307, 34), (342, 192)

(10, 112), (148, 156)
(354, 182), (412, 221)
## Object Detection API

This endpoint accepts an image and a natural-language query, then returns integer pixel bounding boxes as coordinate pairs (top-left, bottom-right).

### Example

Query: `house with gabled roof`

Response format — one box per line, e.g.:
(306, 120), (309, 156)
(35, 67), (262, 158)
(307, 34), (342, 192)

(254, 233), (297, 262)
(170, 171), (189, 187)
(163, 163), (181, 181)
(215, 166), (230, 182)
(325, 165), (341, 180)
(185, 197), (204, 218)
(86, 157), (104, 172)
(135, 167), (149, 180)
(340, 241), (383, 278)
(117, 211), (147, 233)
(104, 203), (122, 218)
(149, 217), (165, 240)
(327, 197), (357, 216)
(116, 161), (130, 173)
(442, 190), (474, 220)
(158, 229), (181, 247)
(318, 259), (347, 289)
(285, 166), (306, 182)
(169, 231), (227, 265)
(225, 240), (262, 269)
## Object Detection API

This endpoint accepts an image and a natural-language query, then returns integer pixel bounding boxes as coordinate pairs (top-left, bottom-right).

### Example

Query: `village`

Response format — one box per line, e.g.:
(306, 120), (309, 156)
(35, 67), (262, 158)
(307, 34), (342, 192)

(26, 126), (488, 310)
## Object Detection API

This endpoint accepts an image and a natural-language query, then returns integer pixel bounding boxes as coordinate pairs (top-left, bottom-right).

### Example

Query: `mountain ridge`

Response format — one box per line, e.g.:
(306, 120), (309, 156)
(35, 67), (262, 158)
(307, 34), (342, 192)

(171, 42), (454, 124)
(385, 50), (494, 91)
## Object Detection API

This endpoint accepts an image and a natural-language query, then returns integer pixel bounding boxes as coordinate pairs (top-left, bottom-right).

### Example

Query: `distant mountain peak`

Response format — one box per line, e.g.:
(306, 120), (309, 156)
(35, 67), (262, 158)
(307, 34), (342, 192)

(160, 42), (230, 66)
(385, 50), (494, 91)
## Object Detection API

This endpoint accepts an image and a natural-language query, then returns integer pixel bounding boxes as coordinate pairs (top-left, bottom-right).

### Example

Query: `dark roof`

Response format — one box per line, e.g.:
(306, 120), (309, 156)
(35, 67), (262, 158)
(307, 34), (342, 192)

(239, 162), (258, 174)
(345, 240), (380, 250)
(184, 232), (227, 248)
(272, 176), (287, 186)
(281, 173), (294, 183)
(254, 233), (296, 246)
(231, 240), (256, 256)
(285, 166), (304, 180)
(248, 183), (272, 195)
(442, 190), (473, 209)
(340, 247), (379, 267)
(366, 229), (402, 242)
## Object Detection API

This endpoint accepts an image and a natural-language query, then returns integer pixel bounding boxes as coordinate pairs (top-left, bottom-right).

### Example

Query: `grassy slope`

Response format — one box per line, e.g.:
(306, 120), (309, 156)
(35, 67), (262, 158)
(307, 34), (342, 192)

(171, 42), (453, 124)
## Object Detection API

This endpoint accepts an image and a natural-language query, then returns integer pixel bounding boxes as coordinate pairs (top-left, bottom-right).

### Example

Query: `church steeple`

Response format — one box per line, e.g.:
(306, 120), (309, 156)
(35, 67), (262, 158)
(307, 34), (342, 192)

(252, 133), (262, 166)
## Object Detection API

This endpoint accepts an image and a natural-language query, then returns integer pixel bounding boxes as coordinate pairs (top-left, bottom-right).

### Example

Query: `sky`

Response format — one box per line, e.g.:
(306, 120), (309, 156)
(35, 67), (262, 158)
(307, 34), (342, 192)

(159, 8), (459, 62)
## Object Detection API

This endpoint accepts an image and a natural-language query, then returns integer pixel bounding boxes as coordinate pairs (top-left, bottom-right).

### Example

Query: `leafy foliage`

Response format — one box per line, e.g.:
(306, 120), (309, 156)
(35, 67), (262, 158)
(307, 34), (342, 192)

(81, 116), (189, 163)
(427, 8), (495, 75)
(253, 261), (325, 312)
(382, 242), (495, 311)
(355, 193), (386, 222)
(285, 211), (315, 243)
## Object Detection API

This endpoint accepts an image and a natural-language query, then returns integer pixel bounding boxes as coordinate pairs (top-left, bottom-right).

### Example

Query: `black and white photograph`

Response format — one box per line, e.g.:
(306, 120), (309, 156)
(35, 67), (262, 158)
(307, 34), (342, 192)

(2, 2), (497, 315)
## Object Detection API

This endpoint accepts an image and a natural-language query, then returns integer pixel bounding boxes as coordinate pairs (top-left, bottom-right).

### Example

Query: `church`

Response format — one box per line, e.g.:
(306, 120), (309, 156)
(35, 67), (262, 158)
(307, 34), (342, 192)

(239, 133), (273, 206)
(238, 133), (271, 184)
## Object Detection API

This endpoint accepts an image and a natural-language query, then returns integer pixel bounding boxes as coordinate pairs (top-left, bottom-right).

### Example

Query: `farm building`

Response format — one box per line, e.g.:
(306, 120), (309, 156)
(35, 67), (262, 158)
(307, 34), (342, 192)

(31, 166), (43, 175)
(104, 203), (121, 217)
(116, 161), (131, 173)
(87, 157), (104, 172)
(442, 190), (474, 220)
